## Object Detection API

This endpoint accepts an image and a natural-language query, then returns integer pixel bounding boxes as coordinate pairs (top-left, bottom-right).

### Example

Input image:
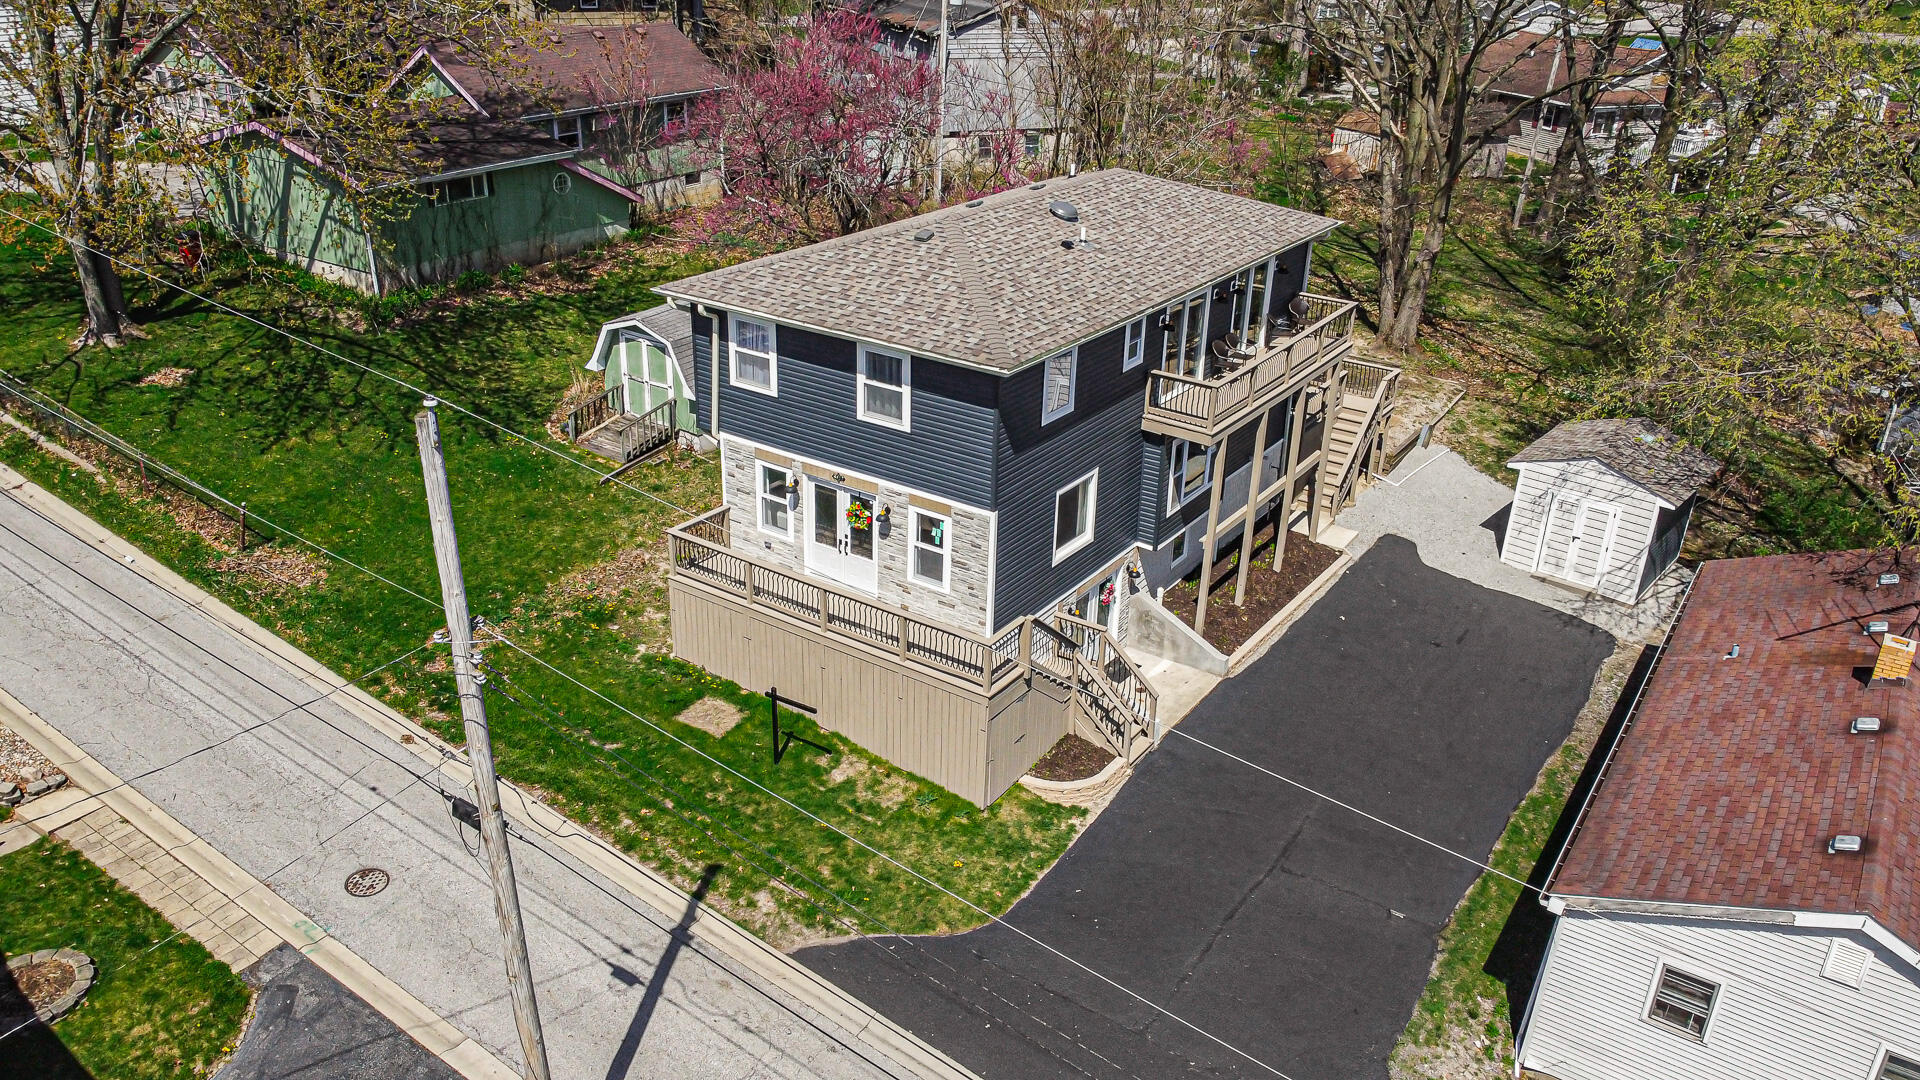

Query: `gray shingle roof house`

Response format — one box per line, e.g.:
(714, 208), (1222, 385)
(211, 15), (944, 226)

(658, 170), (1340, 372)
(1501, 418), (1720, 604)
(656, 169), (1397, 805)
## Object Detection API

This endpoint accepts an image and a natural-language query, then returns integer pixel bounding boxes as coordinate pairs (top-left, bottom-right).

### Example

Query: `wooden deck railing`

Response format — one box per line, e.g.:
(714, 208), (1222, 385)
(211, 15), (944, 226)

(669, 508), (1161, 749)
(565, 385), (622, 443)
(1143, 292), (1358, 440)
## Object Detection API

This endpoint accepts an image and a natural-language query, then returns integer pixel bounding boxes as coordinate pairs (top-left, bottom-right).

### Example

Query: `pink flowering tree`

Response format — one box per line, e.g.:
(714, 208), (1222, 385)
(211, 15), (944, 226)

(682, 12), (939, 247)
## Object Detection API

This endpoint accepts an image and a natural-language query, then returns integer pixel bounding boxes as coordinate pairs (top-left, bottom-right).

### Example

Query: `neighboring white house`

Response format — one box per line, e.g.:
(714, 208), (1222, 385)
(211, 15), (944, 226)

(1517, 550), (1920, 1080)
(861, 0), (1062, 169)
(1499, 418), (1717, 605)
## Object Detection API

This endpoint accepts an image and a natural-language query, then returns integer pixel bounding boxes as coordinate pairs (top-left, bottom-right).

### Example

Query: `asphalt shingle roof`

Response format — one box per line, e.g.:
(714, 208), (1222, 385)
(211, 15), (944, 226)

(1508, 418), (1719, 505)
(628, 304), (696, 383)
(432, 23), (726, 115)
(654, 169), (1341, 371)
(1550, 550), (1920, 951)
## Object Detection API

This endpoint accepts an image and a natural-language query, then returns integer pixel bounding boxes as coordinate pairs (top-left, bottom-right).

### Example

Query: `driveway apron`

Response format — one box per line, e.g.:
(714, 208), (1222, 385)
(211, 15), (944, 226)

(798, 535), (1616, 1080)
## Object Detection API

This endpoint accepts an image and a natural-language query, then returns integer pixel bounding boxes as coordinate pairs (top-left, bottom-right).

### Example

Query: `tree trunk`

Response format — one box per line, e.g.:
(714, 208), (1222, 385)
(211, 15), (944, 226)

(69, 239), (125, 348)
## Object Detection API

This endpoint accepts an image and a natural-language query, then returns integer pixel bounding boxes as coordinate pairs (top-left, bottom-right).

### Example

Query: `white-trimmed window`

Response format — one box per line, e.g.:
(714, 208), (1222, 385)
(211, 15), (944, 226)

(1041, 347), (1076, 423)
(1053, 470), (1096, 562)
(729, 315), (777, 394)
(1168, 441), (1213, 511)
(858, 345), (910, 429)
(1646, 966), (1717, 1040)
(552, 114), (584, 148)
(427, 173), (492, 205)
(1123, 317), (1146, 370)
(757, 464), (792, 535)
(909, 508), (950, 589)
(1879, 1051), (1920, 1080)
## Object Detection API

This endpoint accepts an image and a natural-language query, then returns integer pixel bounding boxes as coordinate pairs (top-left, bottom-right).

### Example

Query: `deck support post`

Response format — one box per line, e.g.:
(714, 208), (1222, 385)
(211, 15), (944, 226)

(1233, 407), (1271, 607)
(1193, 433), (1230, 636)
(1275, 388), (1303, 571)
(1019, 619), (1034, 680)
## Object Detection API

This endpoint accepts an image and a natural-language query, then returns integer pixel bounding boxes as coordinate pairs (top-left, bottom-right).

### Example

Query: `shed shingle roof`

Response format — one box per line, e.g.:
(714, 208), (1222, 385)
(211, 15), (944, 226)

(654, 169), (1342, 372)
(1508, 418), (1719, 505)
(627, 304), (696, 383)
(1550, 549), (1920, 951)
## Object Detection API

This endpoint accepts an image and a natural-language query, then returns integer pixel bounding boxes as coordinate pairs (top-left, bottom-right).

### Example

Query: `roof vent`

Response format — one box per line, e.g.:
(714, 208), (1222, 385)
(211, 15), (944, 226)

(966, 199), (983, 207)
(1852, 716), (1883, 734)
(1868, 620), (1891, 635)
(913, 228), (935, 242)
(1829, 834), (1864, 854)
(1882, 573), (1902, 587)
(1028, 182), (1046, 190)
(1048, 200), (1078, 222)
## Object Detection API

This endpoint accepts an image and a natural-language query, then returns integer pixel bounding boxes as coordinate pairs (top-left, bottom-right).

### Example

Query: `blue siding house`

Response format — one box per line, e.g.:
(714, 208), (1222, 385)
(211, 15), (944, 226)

(653, 169), (1396, 804)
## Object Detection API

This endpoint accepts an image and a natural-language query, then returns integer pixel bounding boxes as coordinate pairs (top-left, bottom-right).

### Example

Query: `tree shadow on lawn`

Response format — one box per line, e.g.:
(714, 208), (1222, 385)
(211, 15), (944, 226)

(1483, 641), (1663, 1027)
(0, 964), (93, 1080)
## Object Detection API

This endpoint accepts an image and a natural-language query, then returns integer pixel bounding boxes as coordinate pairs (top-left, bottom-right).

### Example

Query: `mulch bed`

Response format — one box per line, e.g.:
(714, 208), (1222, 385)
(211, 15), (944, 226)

(1026, 734), (1115, 782)
(1160, 521), (1342, 654)
(13, 959), (73, 1010)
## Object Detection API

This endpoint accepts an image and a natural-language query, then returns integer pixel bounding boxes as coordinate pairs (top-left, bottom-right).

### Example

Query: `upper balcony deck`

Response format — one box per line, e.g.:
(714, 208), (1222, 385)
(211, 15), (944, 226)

(1141, 292), (1358, 443)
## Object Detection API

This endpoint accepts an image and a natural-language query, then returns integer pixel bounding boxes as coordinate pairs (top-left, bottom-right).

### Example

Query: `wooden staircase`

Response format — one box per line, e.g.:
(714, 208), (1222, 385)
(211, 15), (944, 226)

(566, 394), (677, 480)
(1315, 361), (1399, 526)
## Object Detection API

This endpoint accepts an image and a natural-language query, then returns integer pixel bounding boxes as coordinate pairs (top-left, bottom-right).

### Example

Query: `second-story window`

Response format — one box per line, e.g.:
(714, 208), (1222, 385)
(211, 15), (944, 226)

(1123, 318), (1146, 370)
(1053, 469), (1097, 562)
(552, 114), (584, 149)
(858, 345), (910, 429)
(1041, 347), (1076, 424)
(729, 315), (776, 394)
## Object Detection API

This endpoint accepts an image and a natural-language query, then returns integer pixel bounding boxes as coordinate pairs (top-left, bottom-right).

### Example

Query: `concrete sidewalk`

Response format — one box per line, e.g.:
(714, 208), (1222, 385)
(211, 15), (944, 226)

(0, 462), (972, 1080)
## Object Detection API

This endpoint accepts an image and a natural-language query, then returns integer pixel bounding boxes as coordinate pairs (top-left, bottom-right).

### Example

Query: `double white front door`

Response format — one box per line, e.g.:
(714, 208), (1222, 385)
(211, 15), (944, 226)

(806, 479), (878, 594)
(1538, 493), (1619, 588)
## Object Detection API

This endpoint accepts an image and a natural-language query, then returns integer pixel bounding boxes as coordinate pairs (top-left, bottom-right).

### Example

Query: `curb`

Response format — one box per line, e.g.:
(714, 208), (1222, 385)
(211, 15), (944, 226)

(0, 685), (518, 1080)
(0, 462), (979, 1080)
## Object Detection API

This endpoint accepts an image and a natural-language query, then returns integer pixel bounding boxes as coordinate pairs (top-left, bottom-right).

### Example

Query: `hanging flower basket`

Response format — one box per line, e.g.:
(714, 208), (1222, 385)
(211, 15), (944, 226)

(1099, 581), (1117, 606)
(845, 502), (873, 531)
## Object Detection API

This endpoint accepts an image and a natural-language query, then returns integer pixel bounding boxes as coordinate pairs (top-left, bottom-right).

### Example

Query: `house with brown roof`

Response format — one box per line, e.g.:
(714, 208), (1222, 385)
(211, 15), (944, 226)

(652, 168), (1398, 804)
(199, 24), (724, 293)
(1483, 29), (1688, 168)
(1517, 549), (1920, 1080)
(1499, 418), (1719, 605)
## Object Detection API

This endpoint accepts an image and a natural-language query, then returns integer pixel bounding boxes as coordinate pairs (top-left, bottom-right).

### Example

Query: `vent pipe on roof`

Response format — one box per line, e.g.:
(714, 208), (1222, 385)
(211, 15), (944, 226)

(1868, 620), (1891, 635)
(1852, 716), (1883, 734)
(1829, 834), (1864, 854)
(1881, 573), (1902, 587)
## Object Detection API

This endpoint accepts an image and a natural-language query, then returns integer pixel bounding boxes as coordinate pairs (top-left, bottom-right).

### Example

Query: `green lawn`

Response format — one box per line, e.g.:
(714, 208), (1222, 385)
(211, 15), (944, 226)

(0, 839), (250, 1080)
(0, 237), (1081, 945)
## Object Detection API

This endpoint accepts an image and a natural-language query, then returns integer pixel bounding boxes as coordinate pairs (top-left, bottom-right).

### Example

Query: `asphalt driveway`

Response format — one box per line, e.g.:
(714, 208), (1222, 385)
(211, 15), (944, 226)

(797, 535), (1615, 1080)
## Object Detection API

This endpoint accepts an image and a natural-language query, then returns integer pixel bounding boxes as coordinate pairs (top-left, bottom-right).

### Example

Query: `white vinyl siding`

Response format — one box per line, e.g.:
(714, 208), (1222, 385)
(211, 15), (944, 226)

(1521, 911), (1920, 1080)
(1041, 347), (1076, 423)
(729, 315), (777, 394)
(1500, 460), (1662, 604)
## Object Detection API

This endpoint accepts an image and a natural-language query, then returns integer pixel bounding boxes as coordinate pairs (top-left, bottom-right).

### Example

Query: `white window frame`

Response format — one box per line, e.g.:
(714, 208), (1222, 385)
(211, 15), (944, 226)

(1167, 440), (1215, 512)
(728, 313), (778, 395)
(1052, 469), (1097, 564)
(908, 507), (951, 590)
(856, 343), (912, 430)
(1642, 962), (1720, 1043)
(1123, 317), (1146, 370)
(757, 463), (793, 538)
(552, 114), (584, 148)
(1041, 346), (1077, 424)
(428, 172), (492, 205)
(1874, 1046), (1920, 1080)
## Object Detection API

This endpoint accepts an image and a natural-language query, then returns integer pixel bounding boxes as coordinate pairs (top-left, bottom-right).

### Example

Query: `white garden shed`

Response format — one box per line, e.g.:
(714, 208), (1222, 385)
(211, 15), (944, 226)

(1500, 418), (1719, 605)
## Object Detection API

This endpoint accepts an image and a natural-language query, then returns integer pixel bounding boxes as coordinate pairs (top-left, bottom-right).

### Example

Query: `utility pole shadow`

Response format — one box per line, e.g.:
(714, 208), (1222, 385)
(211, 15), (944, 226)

(604, 864), (722, 1080)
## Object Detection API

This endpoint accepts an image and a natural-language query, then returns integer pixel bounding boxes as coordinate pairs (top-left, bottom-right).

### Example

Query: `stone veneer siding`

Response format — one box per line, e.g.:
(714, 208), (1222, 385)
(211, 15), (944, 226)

(720, 437), (994, 635)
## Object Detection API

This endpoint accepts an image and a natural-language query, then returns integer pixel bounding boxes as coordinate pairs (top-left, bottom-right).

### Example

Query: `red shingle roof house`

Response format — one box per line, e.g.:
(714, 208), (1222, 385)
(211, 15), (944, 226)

(1517, 549), (1920, 1080)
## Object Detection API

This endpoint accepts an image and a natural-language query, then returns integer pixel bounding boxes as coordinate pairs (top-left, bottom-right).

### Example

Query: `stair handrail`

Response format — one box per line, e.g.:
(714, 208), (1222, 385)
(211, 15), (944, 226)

(565, 385), (622, 443)
(1051, 610), (1159, 746)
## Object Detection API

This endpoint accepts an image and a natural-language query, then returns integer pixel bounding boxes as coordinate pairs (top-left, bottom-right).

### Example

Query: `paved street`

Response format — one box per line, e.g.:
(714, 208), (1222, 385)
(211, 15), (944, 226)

(0, 481), (919, 1080)
(799, 536), (1615, 1079)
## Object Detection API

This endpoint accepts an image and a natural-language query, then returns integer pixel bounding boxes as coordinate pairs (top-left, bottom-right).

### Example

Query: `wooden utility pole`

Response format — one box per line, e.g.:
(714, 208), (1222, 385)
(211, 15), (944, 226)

(932, 0), (952, 203)
(414, 400), (552, 1080)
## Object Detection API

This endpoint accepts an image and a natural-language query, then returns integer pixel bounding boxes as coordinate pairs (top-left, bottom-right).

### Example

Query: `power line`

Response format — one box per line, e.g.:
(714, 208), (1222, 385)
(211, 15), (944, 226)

(0, 204), (694, 517)
(482, 630), (1300, 1080)
(476, 665), (1146, 1080)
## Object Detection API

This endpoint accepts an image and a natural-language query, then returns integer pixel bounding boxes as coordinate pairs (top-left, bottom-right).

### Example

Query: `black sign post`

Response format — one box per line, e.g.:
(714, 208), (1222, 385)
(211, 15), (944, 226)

(769, 687), (830, 764)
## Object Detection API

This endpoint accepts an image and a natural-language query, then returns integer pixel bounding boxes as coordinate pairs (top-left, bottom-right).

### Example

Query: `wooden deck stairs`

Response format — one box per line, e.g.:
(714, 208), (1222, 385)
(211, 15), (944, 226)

(564, 389), (677, 480)
(1315, 361), (1400, 525)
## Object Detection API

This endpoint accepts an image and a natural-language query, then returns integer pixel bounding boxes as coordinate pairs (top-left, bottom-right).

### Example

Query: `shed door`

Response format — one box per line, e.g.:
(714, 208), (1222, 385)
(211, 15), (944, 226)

(1539, 493), (1619, 588)
(619, 332), (675, 416)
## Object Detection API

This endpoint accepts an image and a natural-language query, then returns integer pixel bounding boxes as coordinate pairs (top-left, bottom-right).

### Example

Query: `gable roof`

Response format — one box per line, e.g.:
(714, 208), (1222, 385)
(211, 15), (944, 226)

(858, 0), (1005, 36)
(1549, 549), (1920, 954)
(655, 169), (1341, 373)
(1508, 418), (1719, 505)
(420, 23), (725, 118)
(1481, 30), (1666, 110)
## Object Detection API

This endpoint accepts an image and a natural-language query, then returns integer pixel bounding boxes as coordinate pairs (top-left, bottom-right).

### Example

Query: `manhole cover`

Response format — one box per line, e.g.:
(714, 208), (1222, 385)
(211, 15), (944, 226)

(344, 867), (390, 897)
